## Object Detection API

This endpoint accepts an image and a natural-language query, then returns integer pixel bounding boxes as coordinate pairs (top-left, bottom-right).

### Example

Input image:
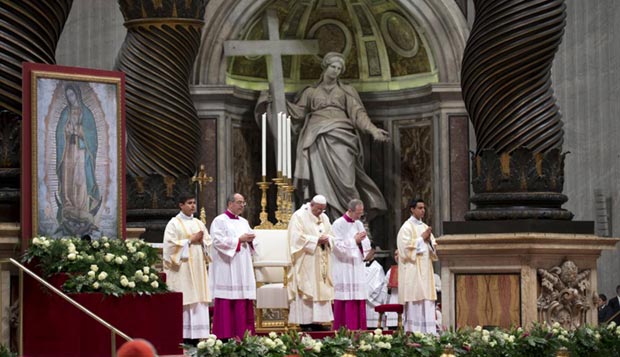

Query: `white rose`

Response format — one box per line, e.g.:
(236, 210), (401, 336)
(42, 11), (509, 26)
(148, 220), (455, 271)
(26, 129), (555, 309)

(87, 271), (96, 278)
(135, 270), (144, 278)
(151, 281), (159, 288)
(90, 265), (99, 272)
(269, 332), (277, 339)
(142, 275), (149, 282)
(275, 338), (283, 346)
(114, 257), (123, 264)
(104, 253), (114, 262)
(143, 267), (150, 274)
(206, 338), (215, 347)
(197, 341), (207, 349)
(98, 272), (108, 280)
(129, 247), (137, 253)
(93, 282), (100, 289)
(67, 253), (76, 260)
(552, 321), (561, 329)
(137, 252), (145, 259)
(128, 281), (135, 288)
(102, 236), (109, 241)
(121, 255), (128, 261)
(482, 329), (490, 336)
(482, 335), (489, 343)
(68, 243), (76, 253)
(104, 242), (110, 248)
(374, 328), (383, 335)
(121, 279), (129, 287)
(92, 241), (99, 248)
(475, 325), (483, 332)
(489, 340), (497, 347)
(508, 335), (515, 343)
(32, 237), (40, 245)
(150, 273), (158, 280)
(215, 340), (222, 347)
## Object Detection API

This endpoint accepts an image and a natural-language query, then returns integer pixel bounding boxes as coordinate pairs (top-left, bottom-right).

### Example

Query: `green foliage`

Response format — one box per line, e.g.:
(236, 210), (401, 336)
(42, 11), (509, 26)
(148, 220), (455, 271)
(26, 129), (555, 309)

(182, 323), (620, 357)
(22, 236), (168, 296)
(0, 344), (16, 357)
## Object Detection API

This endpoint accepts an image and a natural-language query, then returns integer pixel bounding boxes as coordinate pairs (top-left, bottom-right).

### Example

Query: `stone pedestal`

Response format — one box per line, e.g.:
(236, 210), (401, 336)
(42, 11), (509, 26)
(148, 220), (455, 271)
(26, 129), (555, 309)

(438, 233), (619, 330)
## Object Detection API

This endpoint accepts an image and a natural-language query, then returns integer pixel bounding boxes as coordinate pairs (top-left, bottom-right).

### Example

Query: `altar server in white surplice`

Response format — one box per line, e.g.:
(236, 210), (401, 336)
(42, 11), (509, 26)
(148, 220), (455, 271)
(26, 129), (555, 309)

(364, 250), (387, 328)
(331, 199), (372, 330)
(288, 195), (335, 329)
(209, 193), (257, 339)
(397, 198), (438, 335)
(163, 192), (212, 344)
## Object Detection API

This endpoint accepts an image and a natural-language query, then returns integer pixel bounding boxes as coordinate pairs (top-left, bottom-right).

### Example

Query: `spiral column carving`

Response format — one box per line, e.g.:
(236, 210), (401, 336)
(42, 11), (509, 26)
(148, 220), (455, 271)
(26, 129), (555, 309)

(116, 0), (207, 178)
(461, 0), (572, 220)
(0, 0), (73, 222)
(0, 0), (73, 115)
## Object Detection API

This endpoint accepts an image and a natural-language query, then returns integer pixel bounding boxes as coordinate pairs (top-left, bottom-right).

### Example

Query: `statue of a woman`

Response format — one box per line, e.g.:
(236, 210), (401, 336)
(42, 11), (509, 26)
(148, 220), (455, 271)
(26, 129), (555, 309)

(287, 52), (389, 220)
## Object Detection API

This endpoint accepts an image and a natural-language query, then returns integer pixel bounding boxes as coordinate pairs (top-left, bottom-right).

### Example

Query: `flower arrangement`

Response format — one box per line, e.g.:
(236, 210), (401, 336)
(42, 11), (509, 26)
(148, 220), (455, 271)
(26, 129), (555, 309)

(22, 236), (168, 296)
(182, 323), (620, 357)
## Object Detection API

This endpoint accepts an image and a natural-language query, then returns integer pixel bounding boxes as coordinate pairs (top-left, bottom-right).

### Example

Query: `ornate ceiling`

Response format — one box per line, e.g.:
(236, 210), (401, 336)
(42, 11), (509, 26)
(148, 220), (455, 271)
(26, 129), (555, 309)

(226, 0), (437, 92)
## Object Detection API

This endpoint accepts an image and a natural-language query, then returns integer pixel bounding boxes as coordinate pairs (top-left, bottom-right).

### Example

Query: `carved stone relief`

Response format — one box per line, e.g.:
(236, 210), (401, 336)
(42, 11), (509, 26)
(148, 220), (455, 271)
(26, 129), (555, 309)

(537, 260), (592, 329)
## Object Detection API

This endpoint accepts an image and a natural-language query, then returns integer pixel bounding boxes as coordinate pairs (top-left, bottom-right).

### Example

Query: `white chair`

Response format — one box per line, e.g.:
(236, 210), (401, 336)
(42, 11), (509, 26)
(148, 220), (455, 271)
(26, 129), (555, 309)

(253, 229), (291, 331)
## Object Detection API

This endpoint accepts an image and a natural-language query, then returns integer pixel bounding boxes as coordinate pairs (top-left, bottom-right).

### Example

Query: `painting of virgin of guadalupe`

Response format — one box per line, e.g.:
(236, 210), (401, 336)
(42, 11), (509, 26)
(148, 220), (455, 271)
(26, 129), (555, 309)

(21, 63), (126, 243)
(55, 84), (102, 236)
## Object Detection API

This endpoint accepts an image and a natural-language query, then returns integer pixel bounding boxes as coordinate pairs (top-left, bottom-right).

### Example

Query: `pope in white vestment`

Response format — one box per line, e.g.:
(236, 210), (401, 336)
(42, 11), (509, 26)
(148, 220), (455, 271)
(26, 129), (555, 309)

(331, 199), (372, 330)
(288, 195), (335, 327)
(163, 194), (212, 340)
(397, 199), (438, 335)
(209, 193), (257, 339)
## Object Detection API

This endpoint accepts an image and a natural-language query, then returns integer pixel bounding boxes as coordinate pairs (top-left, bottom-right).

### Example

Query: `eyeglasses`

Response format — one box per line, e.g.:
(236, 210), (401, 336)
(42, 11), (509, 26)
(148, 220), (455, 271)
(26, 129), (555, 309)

(235, 201), (247, 206)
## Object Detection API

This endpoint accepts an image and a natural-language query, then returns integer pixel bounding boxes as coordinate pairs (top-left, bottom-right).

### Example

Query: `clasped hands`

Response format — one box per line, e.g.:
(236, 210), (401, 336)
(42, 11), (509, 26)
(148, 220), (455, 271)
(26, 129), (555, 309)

(239, 232), (256, 243)
(318, 234), (330, 248)
(190, 231), (204, 244)
(354, 231), (367, 245)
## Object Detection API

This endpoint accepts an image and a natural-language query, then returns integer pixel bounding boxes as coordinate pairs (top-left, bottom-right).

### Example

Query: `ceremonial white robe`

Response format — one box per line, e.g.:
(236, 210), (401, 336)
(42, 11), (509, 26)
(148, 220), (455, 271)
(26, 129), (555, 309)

(209, 211), (257, 300)
(163, 212), (212, 338)
(288, 203), (334, 324)
(365, 260), (387, 328)
(397, 215), (438, 334)
(331, 215), (371, 300)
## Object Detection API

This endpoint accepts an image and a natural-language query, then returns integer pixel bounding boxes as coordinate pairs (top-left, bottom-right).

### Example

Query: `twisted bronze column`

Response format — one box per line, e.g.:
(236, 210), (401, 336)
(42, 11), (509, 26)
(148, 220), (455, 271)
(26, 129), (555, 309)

(116, 0), (207, 178)
(0, 0), (73, 222)
(461, 0), (572, 220)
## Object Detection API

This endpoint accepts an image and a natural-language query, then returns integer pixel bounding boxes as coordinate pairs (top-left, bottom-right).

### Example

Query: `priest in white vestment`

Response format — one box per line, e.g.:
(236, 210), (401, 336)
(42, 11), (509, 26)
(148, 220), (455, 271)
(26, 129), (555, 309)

(163, 192), (212, 343)
(331, 199), (372, 330)
(397, 198), (438, 335)
(288, 195), (335, 329)
(209, 193), (257, 339)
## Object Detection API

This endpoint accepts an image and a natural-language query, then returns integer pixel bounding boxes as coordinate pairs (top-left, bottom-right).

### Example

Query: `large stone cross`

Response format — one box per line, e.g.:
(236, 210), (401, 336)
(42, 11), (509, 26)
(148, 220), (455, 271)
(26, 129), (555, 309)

(224, 9), (319, 139)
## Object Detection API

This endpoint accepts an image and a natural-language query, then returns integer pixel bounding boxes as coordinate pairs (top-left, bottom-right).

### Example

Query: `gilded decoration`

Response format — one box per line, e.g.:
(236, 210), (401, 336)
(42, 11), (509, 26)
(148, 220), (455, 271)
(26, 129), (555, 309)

(537, 261), (591, 329)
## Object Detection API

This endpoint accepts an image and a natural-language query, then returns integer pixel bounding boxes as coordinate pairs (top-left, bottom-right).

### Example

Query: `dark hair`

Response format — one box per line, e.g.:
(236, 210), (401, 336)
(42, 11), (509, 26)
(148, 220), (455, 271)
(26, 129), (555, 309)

(599, 293), (607, 301)
(177, 191), (195, 204)
(226, 193), (238, 204)
(408, 198), (425, 208)
(616, 285), (620, 293)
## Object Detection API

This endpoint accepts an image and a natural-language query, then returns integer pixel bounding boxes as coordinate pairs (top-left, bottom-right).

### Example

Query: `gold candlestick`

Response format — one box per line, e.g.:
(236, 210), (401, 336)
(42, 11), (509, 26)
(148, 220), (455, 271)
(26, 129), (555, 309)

(254, 176), (274, 229)
(191, 164), (214, 224)
(273, 173), (288, 229)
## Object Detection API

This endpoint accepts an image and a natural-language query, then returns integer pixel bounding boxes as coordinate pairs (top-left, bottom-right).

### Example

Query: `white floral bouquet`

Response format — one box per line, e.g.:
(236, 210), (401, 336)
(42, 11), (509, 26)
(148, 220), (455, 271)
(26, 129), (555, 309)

(22, 236), (168, 296)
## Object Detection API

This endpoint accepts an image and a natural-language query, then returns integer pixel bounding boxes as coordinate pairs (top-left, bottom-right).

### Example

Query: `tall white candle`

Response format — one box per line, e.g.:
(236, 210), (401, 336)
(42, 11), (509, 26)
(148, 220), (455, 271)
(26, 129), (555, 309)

(282, 112), (287, 177)
(287, 115), (292, 179)
(276, 112), (281, 173)
(261, 112), (266, 177)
